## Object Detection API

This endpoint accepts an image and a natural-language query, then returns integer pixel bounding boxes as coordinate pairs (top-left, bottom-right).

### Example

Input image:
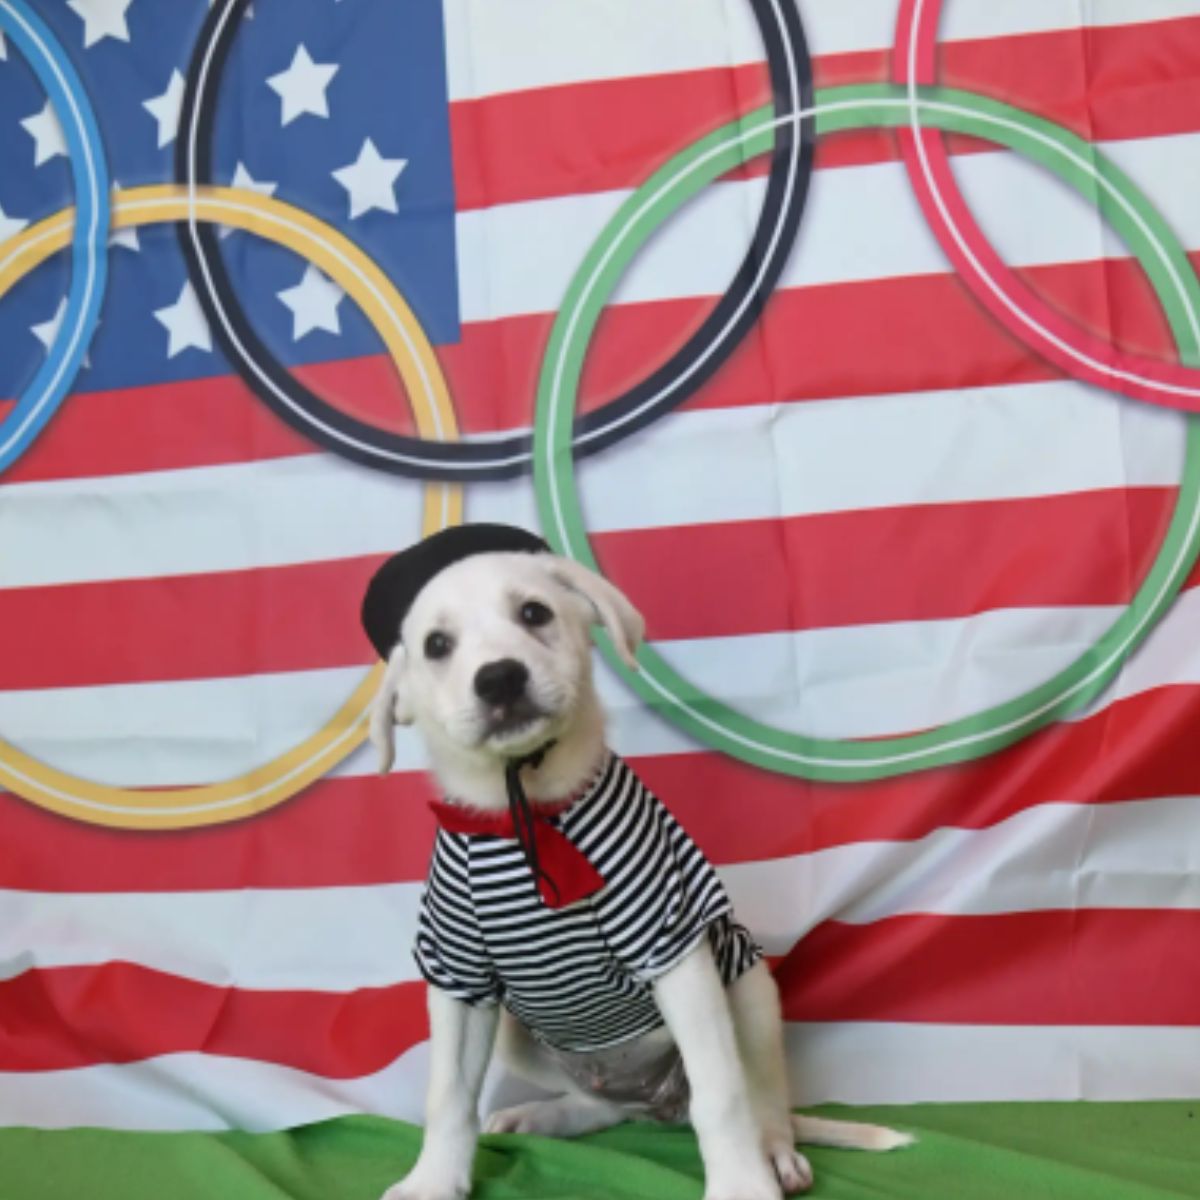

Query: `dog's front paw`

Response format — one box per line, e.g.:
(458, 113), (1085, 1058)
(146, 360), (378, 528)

(766, 1143), (812, 1195)
(380, 1162), (470, 1200)
(702, 1164), (784, 1200)
(703, 1186), (782, 1200)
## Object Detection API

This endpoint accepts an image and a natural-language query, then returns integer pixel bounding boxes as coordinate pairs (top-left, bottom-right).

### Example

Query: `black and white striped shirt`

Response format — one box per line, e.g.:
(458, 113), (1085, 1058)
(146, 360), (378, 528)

(414, 752), (762, 1053)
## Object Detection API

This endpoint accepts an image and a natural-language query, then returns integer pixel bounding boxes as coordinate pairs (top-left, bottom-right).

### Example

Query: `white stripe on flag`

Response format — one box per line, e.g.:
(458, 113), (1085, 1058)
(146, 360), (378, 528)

(8, 574), (1200, 784)
(0, 605), (1112, 779)
(0, 882), (425, 990)
(454, 129), (1200, 322)
(1, 382), (1183, 588)
(2, 1022), (1197, 1133)
(784, 1022), (1200, 1107)
(9, 579), (1200, 783)
(724, 795), (1200, 951)
(0, 1044), (433, 1132)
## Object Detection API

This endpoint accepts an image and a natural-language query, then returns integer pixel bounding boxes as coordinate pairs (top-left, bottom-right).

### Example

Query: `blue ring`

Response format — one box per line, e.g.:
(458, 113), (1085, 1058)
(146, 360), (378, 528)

(0, 0), (109, 475)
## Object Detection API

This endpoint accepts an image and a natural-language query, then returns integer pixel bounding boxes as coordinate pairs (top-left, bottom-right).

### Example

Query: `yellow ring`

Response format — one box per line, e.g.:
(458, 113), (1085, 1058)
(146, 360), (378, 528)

(0, 185), (462, 828)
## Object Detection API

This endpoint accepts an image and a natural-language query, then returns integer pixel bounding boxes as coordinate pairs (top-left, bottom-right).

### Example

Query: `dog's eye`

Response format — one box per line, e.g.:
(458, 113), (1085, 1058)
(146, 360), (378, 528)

(424, 631), (452, 660)
(519, 600), (553, 629)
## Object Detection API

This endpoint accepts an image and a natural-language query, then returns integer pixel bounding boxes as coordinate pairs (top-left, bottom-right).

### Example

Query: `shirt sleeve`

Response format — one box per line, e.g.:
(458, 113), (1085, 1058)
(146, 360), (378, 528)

(413, 832), (501, 1007)
(595, 780), (735, 983)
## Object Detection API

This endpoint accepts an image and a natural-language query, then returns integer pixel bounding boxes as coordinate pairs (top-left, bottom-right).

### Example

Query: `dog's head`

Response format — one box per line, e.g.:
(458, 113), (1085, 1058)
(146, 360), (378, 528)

(368, 549), (643, 774)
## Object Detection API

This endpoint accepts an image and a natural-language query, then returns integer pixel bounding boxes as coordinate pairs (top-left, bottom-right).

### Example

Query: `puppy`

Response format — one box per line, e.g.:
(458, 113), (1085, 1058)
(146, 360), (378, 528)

(363, 528), (909, 1200)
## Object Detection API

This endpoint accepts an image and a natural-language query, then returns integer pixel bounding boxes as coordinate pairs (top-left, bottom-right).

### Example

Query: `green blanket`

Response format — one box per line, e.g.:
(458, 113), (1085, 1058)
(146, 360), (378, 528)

(2, 1103), (1197, 1199)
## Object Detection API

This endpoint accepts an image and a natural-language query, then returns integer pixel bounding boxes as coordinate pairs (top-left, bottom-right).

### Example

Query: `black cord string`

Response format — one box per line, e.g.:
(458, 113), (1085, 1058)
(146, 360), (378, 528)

(504, 742), (560, 905)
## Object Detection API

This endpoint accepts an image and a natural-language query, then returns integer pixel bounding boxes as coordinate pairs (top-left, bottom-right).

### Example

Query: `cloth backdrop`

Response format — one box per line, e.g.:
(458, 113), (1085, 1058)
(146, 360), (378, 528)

(1, 0), (1199, 1137)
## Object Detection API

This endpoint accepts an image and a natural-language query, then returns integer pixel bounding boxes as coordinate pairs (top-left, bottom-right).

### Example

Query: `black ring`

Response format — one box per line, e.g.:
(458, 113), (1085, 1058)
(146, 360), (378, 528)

(176, 0), (814, 481)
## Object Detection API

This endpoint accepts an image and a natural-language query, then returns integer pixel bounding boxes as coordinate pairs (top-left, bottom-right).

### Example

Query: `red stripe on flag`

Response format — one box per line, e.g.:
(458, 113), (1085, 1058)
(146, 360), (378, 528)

(0, 556), (384, 689)
(1, 250), (1181, 486)
(778, 909), (1200, 1025)
(2, 908), (1195, 1074)
(0, 487), (1179, 688)
(0, 963), (428, 1076)
(449, 64), (776, 211)
(596, 487), (1178, 642)
(446, 17), (1200, 209)
(4, 683), (1200, 891)
(0, 771), (440, 892)
(647, 686), (1200, 863)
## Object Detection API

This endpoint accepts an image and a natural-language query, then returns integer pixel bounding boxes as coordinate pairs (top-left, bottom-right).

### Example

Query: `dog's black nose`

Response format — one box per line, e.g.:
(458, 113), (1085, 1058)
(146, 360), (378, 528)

(474, 659), (530, 706)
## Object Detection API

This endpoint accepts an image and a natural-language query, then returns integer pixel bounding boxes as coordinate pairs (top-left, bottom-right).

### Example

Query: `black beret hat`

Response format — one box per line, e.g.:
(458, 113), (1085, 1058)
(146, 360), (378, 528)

(361, 523), (549, 659)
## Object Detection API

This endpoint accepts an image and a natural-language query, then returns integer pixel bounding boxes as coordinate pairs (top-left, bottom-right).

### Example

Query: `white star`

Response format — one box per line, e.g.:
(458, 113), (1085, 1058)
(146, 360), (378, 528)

(32, 299), (67, 350)
(331, 138), (406, 220)
(219, 162), (277, 238)
(21, 100), (67, 167)
(68, 0), (134, 48)
(31, 298), (92, 367)
(109, 183), (138, 251)
(276, 265), (344, 341)
(143, 69), (185, 149)
(153, 281), (212, 358)
(111, 223), (138, 250)
(0, 202), (27, 244)
(266, 44), (338, 126)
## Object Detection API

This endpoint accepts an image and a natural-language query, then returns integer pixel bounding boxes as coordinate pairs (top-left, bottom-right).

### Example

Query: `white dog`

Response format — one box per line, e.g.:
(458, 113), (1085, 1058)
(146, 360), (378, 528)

(363, 527), (909, 1200)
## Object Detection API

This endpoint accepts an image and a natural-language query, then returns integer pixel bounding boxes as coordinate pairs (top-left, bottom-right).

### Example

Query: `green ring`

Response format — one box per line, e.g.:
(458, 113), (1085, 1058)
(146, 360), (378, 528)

(534, 83), (1200, 782)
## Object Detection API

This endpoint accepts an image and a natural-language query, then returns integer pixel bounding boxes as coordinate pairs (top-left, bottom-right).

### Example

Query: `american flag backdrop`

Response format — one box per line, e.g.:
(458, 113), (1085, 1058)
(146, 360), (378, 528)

(2, 0), (1200, 1135)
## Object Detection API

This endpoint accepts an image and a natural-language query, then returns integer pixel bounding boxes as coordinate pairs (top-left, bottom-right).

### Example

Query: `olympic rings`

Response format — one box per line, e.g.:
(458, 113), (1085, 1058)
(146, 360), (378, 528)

(175, 0), (814, 481)
(534, 83), (1200, 783)
(894, 0), (1200, 409)
(0, 0), (108, 475)
(0, 185), (461, 828)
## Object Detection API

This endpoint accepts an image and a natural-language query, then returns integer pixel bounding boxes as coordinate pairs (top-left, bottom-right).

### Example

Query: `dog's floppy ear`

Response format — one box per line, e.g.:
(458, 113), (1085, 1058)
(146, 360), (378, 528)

(368, 643), (413, 773)
(547, 556), (645, 671)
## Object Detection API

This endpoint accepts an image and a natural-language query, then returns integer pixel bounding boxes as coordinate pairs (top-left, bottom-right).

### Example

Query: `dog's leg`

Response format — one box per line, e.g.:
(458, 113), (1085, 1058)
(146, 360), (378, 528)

(730, 965), (912, 1160)
(485, 1011), (625, 1137)
(654, 943), (782, 1200)
(382, 988), (498, 1200)
(727, 961), (812, 1195)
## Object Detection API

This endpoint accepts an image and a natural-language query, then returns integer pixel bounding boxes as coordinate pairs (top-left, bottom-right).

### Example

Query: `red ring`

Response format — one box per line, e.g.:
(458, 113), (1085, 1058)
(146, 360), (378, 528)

(892, 0), (1200, 412)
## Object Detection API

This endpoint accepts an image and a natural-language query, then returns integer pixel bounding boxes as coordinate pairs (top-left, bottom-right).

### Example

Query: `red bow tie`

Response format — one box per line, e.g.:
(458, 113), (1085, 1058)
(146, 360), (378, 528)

(428, 795), (605, 909)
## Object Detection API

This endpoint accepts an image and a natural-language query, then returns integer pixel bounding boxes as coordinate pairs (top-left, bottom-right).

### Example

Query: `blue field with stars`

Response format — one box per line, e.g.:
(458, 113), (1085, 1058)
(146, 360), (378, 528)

(0, 0), (460, 400)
